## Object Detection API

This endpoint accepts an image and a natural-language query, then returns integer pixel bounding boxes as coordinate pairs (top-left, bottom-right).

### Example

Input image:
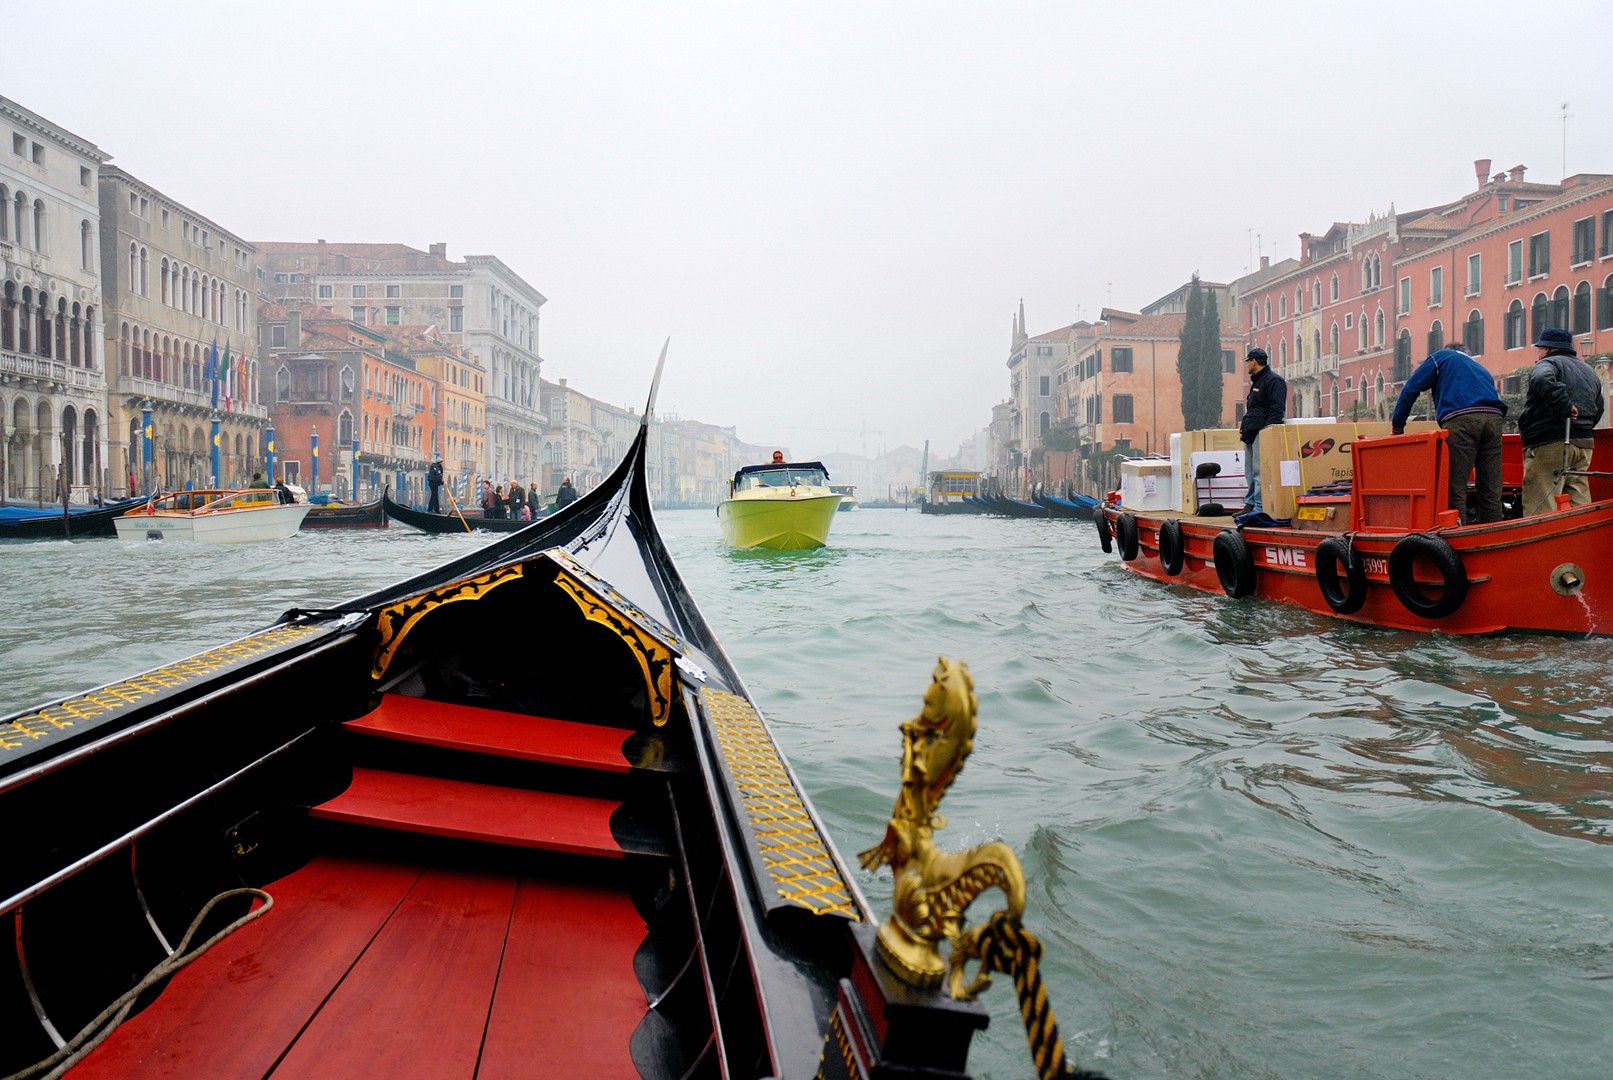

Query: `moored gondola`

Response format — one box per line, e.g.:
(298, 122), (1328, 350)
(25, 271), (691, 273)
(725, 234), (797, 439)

(0, 344), (1061, 1080)
(300, 494), (388, 530)
(0, 497), (144, 540)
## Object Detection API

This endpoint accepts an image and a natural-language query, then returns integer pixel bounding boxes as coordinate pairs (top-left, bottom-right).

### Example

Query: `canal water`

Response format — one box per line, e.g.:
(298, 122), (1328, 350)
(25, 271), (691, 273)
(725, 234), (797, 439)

(4, 509), (1612, 1080)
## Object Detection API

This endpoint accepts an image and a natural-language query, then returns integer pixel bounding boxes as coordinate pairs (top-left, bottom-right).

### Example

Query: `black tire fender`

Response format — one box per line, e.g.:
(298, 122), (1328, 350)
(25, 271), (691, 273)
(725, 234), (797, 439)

(1158, 518), (1186, 576)
(1387, 533), (1468, 619)
(1096, 510), (1113, 554)
(1314, 535), (1369, 615)
(1116, 512), (1140, 561)
(1213, 529), (1256, 597)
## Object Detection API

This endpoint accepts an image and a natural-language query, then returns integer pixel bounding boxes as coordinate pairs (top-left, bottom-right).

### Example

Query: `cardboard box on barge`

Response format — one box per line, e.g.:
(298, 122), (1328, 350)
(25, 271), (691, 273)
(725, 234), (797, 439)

(1256, 419), (1436, 520)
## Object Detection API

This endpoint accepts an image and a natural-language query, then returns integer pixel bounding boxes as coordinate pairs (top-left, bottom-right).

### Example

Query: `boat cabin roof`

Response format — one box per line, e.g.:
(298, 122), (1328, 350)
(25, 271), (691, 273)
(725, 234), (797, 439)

(731, 461), (829, 484)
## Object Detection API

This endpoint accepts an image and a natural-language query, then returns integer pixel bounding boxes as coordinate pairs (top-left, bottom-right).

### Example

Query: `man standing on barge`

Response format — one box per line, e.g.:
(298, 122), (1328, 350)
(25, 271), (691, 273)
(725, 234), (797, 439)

(1390, 345), (1506, 524)
(1239, 347), (1287, 515)
(1519, 327), (1603, 516)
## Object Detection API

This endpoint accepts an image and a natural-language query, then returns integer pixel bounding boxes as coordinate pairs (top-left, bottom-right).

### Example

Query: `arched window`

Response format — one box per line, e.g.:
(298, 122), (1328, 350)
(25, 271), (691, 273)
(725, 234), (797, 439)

(31, 199), (44, 251)
(1264, 299), (1272, 324)
(1313, 280), (1322, 308)
(276, 366), (291, 402)
(1329, 322), (1339, 357)
(1550, 285), (1570, 329)
(139, 247), (149, 296)
(0, 183), (8, 240)
(1313, 329), (1322, 360)
(1330, 273), (1340, 301)
(1374, 308), (1385, 347)
(129, 242), (139, 290)
(1295, 335), (1304, 364)
(1573, 281), (1592, 334)
(1279, 294), (1287, 319)
(1295, 287), (1303, 313)
(1530, 292), (1548, 341)
(1600, 275), (1613, 331)
(1506, 299), (1527, 349)
(1465, 309), (1485, 355)
(1395, 329), (1412, 381)
(1428, 320), (1444, 353)
(1278, 338), (1288, 365)
(1375, 372), (1385, 403)
(1358, 313), (1368, 352)
(81, 220), (92, 269)
(13, 191), (27, 248)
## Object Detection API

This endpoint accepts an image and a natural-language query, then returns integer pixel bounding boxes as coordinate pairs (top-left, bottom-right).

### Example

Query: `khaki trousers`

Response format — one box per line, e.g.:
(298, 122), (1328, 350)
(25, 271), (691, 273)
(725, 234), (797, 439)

(1521, 441), (1593, 516)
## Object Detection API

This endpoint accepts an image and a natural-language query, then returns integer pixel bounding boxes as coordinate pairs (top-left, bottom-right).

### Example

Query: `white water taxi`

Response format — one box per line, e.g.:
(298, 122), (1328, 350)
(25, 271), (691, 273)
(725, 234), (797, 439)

(114, 488), (310, 544)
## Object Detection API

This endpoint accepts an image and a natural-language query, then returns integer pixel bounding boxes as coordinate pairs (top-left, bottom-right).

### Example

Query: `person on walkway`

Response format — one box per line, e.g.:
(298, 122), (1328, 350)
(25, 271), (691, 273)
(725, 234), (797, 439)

(555, 476), (578, 508)
(1390, 345), (1507, 523)
(1520, 327), (1604, 516)
(248, 472), (270, 489)
(480, 478), (497, 518)
(507, 480), (526, 520)
(1238, 347), (1287, 514)
(530, 479), (545, 516)
(426, 455), (444, 513)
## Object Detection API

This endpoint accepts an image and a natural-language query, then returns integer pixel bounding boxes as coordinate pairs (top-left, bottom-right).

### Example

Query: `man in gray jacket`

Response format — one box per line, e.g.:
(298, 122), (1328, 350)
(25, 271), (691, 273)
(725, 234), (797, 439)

(1519, 328), (1604, 516)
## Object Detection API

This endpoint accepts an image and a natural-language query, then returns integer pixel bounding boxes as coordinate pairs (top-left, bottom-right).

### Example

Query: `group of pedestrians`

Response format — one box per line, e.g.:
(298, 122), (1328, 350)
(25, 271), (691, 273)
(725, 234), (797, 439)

(423, 456), (580, 521)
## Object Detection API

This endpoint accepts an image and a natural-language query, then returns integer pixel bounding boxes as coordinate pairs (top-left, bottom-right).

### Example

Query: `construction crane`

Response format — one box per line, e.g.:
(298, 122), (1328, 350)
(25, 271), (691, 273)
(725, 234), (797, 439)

(789, 421), (884, 459)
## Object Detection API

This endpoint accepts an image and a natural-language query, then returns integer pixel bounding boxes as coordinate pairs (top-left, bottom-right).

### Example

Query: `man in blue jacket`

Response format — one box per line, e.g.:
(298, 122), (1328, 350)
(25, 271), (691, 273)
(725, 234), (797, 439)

(1390, 345), (1507, 523)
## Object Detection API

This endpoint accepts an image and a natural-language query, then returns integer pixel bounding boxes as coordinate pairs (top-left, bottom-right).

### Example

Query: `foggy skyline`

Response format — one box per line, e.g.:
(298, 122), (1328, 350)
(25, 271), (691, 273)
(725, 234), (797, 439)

(8, 0), (1611, 458)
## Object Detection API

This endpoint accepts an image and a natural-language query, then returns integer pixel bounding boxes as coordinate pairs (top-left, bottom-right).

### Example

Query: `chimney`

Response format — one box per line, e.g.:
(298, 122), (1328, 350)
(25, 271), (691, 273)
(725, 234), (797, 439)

(317, 238), (328, 268)
(429, 242), (447, 259)
(1260, 255), (1270, 271)
(1473, 159), (1491, 189)
(1508, 164), (1526, 183)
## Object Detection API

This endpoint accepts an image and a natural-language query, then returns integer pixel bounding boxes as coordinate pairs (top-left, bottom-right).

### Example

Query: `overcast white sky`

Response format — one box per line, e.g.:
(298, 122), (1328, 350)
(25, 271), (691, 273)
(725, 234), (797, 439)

(8, 1), (1612, 457)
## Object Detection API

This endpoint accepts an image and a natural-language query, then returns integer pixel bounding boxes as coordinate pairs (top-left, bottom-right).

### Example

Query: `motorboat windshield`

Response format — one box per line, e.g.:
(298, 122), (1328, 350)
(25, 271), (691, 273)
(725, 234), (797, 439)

(731, 462), (830, 492)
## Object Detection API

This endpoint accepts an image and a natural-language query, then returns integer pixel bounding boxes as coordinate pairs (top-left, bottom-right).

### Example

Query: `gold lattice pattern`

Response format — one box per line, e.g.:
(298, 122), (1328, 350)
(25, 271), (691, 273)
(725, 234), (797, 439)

(1, 624), (324, 755)
(815, 1007), (858, 1080)
(701, 688), (859, 919)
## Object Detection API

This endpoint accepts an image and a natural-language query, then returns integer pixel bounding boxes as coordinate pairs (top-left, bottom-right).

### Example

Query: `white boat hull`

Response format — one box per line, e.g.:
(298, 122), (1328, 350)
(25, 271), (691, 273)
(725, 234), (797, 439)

(114, 503), (311, 544)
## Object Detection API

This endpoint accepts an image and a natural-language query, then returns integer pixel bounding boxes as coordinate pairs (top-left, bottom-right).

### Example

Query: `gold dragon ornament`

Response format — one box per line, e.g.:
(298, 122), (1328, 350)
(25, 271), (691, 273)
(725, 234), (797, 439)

(858, 657), (1023, 995)
(860, 658), (1103, 1080)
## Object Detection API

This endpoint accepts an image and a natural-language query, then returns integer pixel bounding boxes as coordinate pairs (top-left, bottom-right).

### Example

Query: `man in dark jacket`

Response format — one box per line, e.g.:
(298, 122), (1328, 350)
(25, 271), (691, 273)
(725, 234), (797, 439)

(1238, 347), (1287, 514)
(555, 477), (578, 508)
(1390, 346), (1507, 523)
(1519, 327), (1604, 516)
(426, 456), (444, 513)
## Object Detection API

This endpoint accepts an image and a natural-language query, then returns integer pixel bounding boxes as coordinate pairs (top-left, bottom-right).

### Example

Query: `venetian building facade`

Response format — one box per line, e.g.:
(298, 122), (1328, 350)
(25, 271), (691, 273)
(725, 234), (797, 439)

(0, 97), (108, 502)
(99, 167), (263, 493)
(1003, 300), (1071, 493)
(255, 241), (544, 484)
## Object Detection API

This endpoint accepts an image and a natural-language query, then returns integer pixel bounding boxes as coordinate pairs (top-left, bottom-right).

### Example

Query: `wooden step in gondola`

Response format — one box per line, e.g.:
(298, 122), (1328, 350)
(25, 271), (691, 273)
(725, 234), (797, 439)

(347, 693), (640, 774)
(309, 767), (669, 858)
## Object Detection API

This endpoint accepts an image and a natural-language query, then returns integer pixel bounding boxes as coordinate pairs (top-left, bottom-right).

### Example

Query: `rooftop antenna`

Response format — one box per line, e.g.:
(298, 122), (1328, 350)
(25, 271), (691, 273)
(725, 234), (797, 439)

(1560, 101), (1571, 179)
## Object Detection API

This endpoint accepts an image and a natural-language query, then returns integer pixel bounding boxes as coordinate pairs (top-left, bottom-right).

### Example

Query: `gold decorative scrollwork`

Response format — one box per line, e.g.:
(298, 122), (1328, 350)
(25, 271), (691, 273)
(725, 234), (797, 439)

(370, 565), (525, 680)
(555, 570), (674, 726)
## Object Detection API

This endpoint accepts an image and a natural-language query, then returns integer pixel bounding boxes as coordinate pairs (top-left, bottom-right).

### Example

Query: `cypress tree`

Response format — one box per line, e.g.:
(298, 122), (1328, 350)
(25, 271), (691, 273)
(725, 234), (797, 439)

(1175, 275), (1225, 430)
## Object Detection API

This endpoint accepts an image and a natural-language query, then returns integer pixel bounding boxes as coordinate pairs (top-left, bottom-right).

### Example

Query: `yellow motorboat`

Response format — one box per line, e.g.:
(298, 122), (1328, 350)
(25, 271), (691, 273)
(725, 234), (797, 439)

(717, 460), (841, 549)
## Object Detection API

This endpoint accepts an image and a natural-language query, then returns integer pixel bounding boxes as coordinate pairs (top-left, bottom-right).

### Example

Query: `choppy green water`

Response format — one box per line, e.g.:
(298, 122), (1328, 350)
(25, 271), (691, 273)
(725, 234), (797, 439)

(5, 510), (1612, 1079)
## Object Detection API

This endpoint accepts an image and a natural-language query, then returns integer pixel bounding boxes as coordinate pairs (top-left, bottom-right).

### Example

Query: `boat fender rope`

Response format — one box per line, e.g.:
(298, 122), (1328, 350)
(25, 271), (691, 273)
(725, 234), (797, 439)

(962, 911), (1110, 1080)
(1157, 519), (1186, 576)
(5, 888), (274, 1080)
(1115, 512), (1140, 562)
(1387, 533), (1468, 619)
(1314, 534), (1368, 615)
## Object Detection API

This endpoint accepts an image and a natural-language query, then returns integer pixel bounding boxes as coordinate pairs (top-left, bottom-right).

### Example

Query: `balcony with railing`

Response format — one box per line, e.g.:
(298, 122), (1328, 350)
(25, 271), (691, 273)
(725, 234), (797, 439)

(1, 348), (103, 392)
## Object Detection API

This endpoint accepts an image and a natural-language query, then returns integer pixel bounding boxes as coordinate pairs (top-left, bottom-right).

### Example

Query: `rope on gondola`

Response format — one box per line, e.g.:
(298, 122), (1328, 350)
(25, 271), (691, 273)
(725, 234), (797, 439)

(963, 910), (1111, 1080)
(5, 888), (274, 1080)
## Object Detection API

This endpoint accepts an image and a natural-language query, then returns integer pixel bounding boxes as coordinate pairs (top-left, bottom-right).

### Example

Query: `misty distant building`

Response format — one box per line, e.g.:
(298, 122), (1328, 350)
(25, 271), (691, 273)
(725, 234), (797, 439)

(256, 240), (544, 482)
(0, 96), (110, 501)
